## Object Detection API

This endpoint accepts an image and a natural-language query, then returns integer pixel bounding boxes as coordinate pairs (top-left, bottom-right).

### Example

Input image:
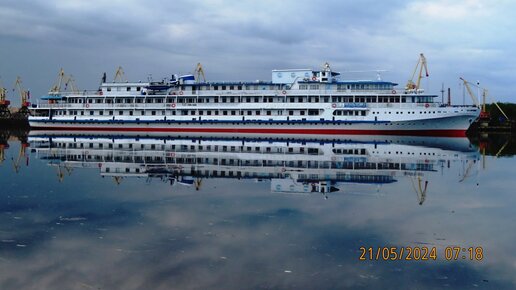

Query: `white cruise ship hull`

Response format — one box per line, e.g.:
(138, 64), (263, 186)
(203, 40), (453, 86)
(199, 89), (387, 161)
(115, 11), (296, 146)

(29, 113), (477, 138)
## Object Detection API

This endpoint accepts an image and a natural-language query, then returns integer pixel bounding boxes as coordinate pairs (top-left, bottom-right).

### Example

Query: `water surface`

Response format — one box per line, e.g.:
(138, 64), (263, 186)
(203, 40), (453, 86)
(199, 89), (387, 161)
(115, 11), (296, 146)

(0, 130), (514, 289)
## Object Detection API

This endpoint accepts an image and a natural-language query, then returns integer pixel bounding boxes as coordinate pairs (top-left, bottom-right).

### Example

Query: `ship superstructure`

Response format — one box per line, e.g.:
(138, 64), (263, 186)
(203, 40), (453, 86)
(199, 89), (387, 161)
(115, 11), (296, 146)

(29, 63), (480, 137)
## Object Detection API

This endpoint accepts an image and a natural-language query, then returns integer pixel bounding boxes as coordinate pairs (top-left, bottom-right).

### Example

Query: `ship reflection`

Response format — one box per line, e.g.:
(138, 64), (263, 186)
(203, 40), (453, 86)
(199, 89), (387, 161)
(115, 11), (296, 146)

(28, 133), (480, 203)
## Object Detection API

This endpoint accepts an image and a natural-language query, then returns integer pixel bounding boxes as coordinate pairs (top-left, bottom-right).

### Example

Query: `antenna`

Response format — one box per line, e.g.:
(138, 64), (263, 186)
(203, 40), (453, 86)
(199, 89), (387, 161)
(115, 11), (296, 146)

(441, 83), (445, 104)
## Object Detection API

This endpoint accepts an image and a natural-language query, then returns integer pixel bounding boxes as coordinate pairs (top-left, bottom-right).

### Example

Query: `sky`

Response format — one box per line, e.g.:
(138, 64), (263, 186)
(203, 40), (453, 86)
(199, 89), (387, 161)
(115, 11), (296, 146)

(1, 0), (515, 106)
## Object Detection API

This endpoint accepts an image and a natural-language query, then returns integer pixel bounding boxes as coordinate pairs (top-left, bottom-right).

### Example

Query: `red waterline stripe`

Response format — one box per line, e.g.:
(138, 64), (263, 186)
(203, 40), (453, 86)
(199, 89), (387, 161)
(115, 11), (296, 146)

(31, 126), (467, 137)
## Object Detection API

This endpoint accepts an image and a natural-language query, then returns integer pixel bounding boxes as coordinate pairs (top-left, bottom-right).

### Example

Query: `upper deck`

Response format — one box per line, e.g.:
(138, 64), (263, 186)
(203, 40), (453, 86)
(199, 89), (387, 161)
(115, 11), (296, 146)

(38, 64), (422, 100)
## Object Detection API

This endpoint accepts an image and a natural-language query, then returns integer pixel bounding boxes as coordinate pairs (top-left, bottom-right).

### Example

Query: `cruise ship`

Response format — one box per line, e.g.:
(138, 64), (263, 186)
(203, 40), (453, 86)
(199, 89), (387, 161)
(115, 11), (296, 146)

(28, 133), (479, 200)
(29, 63), (480, 137)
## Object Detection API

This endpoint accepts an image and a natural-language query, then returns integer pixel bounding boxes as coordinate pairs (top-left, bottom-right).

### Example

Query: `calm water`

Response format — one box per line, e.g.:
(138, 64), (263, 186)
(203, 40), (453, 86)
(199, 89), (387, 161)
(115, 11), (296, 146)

(0, 130), (514, 290)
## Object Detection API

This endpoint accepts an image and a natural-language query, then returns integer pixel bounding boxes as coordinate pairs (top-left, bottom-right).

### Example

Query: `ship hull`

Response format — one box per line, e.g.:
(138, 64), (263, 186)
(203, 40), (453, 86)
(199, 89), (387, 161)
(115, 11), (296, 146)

(29, 114), (476, 137)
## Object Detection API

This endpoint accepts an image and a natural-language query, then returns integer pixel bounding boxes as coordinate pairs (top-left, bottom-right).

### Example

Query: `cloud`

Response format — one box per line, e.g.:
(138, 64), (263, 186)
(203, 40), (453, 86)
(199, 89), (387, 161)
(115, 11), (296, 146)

(1, 0), (516, 105)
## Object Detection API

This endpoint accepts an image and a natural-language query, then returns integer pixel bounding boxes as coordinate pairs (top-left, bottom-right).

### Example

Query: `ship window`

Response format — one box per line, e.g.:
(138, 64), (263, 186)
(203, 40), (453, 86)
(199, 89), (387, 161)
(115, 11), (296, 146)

(229, 85), (234, 90)
(256, 110), (260, 115)
(222, 85), (226, 90)
(90, 111), (94, 115)
(223, 111), (228, 115)
(126, 87), (131, 91)
(136, 87), (141, 91)
(247, 110), (252, 115)
(207, 111), (212, 115)
(254, 97), (259, 102)
(108, 110), (113, 115)
(289, 110), (294, 116)
(289, 97), (295, 103)
(99, 111), (103, 115)
(119, 111), (123, 115)
(300, 111), (305, 115)
(81, 111), (84, 116)
(237, 85), (242, 90)
(222, 97), (227, 103)
(214, 86), (218, 90)
(361, 111), (366, 116)
(298, 97), (303, 102)
(266, 110), (271, 116)
(181, 110), (187, 115)
(152, 111), (156, 115)
(199, 110), (204, 115)
(299, 84), (308, 90)
(107, 87), (112, 92)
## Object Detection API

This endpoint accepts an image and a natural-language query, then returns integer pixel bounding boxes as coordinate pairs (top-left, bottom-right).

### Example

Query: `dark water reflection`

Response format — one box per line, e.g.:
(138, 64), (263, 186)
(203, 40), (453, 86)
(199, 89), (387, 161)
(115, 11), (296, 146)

(0, 130), (515, 290)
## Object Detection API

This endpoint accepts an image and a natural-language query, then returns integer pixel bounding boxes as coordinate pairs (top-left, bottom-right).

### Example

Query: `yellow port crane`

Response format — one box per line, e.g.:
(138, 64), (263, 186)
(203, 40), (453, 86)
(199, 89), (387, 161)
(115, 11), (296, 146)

(113, 66), (127, 82)
(11, 141), (29, 173)
(410, 176), (428, 205)
(113, 176), (122, 185)
(194, 63), (206, 83)
(405, 53), (429, 91)
(0, 145), (5, 165)
(13, 76), (31, 118)
(460, 78), (510, 121)
(0, 78), (11, 119)
(49, 68), (80, 95)
(56, 163), (73, 182)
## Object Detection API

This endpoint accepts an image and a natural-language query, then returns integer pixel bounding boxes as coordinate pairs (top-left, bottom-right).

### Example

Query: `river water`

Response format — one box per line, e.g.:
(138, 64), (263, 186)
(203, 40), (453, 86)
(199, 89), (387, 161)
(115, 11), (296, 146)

(0, 130), (514, 290)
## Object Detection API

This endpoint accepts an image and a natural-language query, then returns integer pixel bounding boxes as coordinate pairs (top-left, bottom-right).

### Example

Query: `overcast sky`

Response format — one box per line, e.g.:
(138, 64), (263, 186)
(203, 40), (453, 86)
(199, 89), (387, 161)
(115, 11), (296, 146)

(1, 0), (515, 105)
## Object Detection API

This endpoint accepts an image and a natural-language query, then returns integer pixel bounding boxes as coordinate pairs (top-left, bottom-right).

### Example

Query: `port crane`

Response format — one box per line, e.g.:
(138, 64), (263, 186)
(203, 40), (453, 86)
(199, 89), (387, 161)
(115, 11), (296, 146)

(113, 176), (122, 185)
(405, 53), (429, 92)
(56, 163), (73, 182)
(12, 76), (31, 118)
(194, 63), (206, 83)
(49, 68), (79, 95)
(0, 132), (8, 165)
(410, 176), (428, 205)
(11, 141), (29, 173)
(113, 66), (127, 82)
(0, 78), (11, 119)
(460, 78), (510, 122)
(0, 144), (5, 165)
